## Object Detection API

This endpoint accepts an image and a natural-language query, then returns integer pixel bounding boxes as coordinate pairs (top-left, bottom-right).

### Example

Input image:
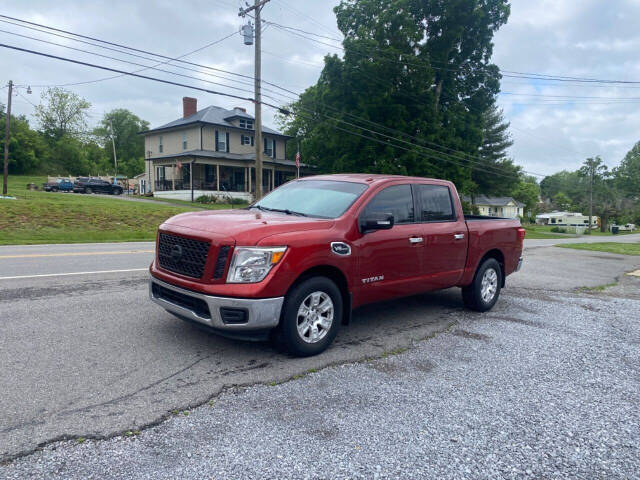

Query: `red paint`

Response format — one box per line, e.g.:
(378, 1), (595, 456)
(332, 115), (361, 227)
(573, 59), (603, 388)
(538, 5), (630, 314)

(150, 174), (523, 309)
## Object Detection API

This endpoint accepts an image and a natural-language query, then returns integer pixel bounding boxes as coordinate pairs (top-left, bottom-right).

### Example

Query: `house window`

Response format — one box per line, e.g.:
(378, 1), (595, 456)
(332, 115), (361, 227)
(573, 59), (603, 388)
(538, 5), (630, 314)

(156, 166), (165, 181)
(241, 134), (254, 146)
(239, 118), (254, 130)
(158, 136), (163, 153)
(216, 130), (227, 152)
(551, 218), (556, 224)
(264, 137), (275, 157)
(182, 132), (187, 150)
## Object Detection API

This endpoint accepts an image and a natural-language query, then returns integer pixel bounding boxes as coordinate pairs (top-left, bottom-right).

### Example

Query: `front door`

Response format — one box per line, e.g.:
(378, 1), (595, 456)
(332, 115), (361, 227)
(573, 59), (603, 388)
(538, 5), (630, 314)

(415, 184), (468, 288)
(353, 184), (424, 306)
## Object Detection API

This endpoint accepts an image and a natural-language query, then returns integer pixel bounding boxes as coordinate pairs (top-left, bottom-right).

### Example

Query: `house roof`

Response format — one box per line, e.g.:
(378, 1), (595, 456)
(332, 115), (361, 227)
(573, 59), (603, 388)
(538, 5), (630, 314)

(461, 194), (525, 208)
(142, 105), (290, 137)
(147, 149), (307, 168)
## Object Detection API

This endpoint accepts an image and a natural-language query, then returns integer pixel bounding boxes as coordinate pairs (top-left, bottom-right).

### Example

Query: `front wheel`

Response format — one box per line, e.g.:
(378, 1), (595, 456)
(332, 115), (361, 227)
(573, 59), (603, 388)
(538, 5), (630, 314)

(461, 258), (502, 312)
(85, 187), (93, 194)
(273, 277), (342, 357)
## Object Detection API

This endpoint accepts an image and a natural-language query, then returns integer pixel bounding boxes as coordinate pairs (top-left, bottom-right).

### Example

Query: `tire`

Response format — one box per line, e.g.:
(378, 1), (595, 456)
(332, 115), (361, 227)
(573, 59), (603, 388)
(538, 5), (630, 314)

(85, 187), (93, 194)
(273, 276), (342, 357)
(461, 258), (502, 312)
(114, 188), (122, 195)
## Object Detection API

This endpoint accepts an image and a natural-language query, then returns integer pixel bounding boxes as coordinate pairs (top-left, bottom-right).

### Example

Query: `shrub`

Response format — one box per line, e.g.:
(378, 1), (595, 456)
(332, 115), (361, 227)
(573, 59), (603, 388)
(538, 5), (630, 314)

(195, 195), (218, 204)
(550, 226), (567, 233)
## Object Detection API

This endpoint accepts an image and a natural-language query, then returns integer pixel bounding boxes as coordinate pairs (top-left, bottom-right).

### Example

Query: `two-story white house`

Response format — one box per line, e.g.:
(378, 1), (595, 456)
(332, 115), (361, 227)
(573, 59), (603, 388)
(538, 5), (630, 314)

(141, 97), (299, 201)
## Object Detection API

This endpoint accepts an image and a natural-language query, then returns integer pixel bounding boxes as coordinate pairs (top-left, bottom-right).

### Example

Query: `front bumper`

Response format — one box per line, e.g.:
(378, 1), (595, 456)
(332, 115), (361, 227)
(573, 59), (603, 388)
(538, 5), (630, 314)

(149, 276), (284, 331)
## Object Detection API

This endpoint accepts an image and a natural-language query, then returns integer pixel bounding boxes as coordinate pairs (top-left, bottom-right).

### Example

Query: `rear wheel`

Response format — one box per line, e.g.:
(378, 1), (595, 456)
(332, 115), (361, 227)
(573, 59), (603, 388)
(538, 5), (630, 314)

(85, 187), (93, 194)
(462, 258), (502, 312)
(273, 276), (342, 357)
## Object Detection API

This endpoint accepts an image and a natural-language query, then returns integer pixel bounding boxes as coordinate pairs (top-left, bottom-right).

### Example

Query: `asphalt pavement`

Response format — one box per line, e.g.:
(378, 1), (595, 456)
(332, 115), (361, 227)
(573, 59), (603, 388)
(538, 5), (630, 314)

(1, 236), (639, 478)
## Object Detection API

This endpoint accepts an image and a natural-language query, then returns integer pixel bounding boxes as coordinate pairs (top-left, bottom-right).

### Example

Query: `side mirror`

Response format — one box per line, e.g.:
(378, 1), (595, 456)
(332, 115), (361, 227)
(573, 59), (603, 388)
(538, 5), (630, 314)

(360, 213), (394, 233)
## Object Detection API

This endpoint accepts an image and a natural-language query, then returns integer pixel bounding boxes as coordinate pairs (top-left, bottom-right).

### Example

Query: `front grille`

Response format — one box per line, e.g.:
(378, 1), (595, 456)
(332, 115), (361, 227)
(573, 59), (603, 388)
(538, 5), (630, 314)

(158, 233), (210, 279)
(152, 283), (211, 319)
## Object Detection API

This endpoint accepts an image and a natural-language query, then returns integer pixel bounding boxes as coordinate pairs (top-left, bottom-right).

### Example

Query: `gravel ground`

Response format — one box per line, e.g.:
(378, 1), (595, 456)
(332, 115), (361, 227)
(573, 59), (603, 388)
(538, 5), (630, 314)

(2, 285), (639, 479)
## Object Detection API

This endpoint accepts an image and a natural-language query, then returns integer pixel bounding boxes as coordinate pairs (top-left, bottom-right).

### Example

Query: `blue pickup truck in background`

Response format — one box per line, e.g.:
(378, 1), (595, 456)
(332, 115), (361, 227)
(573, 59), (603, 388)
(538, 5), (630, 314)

(42, 179), (74, 192)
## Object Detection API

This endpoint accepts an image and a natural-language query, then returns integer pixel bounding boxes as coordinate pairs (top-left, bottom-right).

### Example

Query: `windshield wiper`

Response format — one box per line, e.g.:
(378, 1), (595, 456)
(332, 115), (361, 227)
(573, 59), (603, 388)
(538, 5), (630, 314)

(251, 205), (308, 217)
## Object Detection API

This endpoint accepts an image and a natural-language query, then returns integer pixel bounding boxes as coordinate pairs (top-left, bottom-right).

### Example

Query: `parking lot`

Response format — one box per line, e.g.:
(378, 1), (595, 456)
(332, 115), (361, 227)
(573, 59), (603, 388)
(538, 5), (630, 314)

(1, 238), (639, 478)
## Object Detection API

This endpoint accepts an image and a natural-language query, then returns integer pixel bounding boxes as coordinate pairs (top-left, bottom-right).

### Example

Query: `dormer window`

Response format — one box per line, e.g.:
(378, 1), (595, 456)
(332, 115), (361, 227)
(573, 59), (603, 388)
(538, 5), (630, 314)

(239, 118), (254, 130)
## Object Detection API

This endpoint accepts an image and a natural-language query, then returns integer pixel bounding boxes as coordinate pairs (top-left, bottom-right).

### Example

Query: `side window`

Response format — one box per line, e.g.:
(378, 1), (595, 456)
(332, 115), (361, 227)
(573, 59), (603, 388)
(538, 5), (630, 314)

(418, 185), (455, 222)
(363, 185), (414, 224)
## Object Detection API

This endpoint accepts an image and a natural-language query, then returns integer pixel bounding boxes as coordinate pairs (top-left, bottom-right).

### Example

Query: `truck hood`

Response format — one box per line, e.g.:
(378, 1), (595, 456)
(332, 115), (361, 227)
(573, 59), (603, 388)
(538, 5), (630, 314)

(161, 208), (335, 244)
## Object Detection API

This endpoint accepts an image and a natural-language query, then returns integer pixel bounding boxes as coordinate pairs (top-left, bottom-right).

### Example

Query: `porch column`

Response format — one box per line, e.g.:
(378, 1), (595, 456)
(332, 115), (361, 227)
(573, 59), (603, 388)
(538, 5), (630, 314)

(172, 163), (175, 191)
(248, 167), (252, 193)
(271, 168), (275, 191)
(245, 167), (249, 192)
(190, 160), (194, 202)
(216, 164), (220, 191)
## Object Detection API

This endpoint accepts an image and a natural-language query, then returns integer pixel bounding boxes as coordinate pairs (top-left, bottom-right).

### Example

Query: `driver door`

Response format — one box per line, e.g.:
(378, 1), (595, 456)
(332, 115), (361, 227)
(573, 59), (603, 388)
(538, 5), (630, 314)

(353, 184), (424, 306)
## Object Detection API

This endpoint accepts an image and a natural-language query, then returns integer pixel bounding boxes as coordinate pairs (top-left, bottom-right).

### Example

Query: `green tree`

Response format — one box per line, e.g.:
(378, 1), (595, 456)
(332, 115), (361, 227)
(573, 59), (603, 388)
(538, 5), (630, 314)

(552, 192), (572, 210)
(0, 104), (48, 174)
(34, 87), (91, 140)
(282, 0), (511, 193)
(94, 109), (149, 177)
(473, 104), (518, 194)
(614, 140), (640, 196)
(510, 175), (540, 218)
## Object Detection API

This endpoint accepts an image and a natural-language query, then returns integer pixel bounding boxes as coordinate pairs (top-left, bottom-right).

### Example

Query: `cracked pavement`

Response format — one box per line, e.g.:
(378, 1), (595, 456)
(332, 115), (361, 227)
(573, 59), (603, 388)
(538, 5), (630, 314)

(1, 239), (639, 476)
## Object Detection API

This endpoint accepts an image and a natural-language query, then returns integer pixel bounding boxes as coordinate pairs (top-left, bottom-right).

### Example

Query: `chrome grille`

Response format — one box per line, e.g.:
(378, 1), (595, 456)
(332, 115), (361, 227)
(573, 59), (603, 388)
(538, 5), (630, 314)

(158, 233), (210, 279)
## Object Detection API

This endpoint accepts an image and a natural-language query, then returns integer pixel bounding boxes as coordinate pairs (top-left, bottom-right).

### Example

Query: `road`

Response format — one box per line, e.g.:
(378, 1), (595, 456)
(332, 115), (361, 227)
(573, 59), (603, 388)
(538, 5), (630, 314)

(1, 236), (639, 471)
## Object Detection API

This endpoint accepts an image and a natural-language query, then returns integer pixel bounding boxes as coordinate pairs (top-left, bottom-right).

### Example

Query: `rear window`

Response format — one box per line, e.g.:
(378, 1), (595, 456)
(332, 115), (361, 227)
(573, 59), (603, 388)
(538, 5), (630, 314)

(417, 184), (455, 222)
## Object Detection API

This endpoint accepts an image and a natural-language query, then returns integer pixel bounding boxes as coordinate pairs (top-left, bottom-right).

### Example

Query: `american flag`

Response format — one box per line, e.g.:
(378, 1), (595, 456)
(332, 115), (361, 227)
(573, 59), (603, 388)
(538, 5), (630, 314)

(295, 151), (301, 169)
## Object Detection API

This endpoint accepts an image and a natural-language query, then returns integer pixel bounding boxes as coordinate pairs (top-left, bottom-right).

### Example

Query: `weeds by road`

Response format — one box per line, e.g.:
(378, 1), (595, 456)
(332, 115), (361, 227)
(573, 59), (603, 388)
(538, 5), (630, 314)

(557, 242), (640, 256)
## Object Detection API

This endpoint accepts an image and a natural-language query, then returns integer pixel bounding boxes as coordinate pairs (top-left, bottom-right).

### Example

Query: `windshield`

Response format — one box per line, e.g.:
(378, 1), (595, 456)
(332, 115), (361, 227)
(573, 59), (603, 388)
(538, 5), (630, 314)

(253, 180), (368, 218)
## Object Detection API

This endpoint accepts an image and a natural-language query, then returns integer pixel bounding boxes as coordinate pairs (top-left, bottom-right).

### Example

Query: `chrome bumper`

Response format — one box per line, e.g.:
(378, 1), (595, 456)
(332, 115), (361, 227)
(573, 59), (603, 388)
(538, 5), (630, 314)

(149, 277), (284, 331)
(516, 256), (523, 272)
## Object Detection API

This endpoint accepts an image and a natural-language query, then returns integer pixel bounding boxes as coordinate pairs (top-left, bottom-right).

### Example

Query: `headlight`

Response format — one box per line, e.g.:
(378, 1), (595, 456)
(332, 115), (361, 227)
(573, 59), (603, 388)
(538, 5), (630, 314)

(226, 246), (287, 283)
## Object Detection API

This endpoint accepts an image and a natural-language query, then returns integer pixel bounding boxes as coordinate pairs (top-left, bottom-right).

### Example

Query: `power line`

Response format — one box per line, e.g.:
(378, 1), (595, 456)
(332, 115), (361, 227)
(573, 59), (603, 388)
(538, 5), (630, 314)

(267, 20), (640, 86)
(0, 28), (256, 95)
(0, 42), (290, 112)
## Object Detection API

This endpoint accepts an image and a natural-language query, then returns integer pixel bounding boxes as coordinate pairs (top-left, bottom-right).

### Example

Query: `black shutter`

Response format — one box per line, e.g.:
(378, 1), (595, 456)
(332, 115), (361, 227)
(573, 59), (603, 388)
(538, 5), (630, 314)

(273, 139), (276, 159)
(264, 137), (267, 155)
(215, 131), (219, 152)
(226, 132), (230, 152)
(251, 135), (254, 146)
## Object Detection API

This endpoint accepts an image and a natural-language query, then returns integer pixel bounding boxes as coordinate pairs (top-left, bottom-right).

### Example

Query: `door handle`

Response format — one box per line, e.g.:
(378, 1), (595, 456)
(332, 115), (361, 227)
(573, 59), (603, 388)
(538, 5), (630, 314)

(453, 233), (465, 240)
(409, 237), (424, 244)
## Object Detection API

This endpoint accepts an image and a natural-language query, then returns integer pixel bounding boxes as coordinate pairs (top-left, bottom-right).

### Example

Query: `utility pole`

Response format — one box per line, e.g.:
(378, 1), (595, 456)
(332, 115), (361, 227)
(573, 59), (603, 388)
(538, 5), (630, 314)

(109, 118), (118, 183)
(240, 0), (270, 200)
(588, 160), (594, 234)
(3, 80), (12, 196)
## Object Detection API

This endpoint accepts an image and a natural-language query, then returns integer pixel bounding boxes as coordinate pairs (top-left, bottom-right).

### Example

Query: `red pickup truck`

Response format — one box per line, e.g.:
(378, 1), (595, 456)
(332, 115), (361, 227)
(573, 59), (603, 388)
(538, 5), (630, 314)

(150, 174), (524, 356)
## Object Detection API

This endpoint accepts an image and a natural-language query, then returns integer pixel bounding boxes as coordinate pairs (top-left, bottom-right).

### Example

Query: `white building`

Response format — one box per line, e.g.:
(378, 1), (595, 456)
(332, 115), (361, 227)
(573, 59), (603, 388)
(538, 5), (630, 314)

(462, 195), (525, 218)
(536, 211), (599, 227)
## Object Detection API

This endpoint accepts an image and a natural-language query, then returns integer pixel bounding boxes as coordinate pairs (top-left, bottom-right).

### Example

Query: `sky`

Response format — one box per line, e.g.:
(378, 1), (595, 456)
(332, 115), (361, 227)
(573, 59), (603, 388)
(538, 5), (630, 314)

(2, 0), (640, 178)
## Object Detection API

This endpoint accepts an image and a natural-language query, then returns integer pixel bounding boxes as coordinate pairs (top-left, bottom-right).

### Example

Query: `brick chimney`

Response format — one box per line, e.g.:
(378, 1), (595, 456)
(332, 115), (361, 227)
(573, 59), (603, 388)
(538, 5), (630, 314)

(234, 106), (247, 113)
(183, 97), (197, 118)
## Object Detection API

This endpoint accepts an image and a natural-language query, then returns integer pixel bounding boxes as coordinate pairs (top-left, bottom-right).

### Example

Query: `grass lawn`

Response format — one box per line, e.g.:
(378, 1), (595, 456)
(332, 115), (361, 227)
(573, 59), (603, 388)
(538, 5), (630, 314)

(0, 175), (237, 245)
(557, 242), (640, 256)
(521, 225), (570, 239)
(524, 223), (636, 238)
